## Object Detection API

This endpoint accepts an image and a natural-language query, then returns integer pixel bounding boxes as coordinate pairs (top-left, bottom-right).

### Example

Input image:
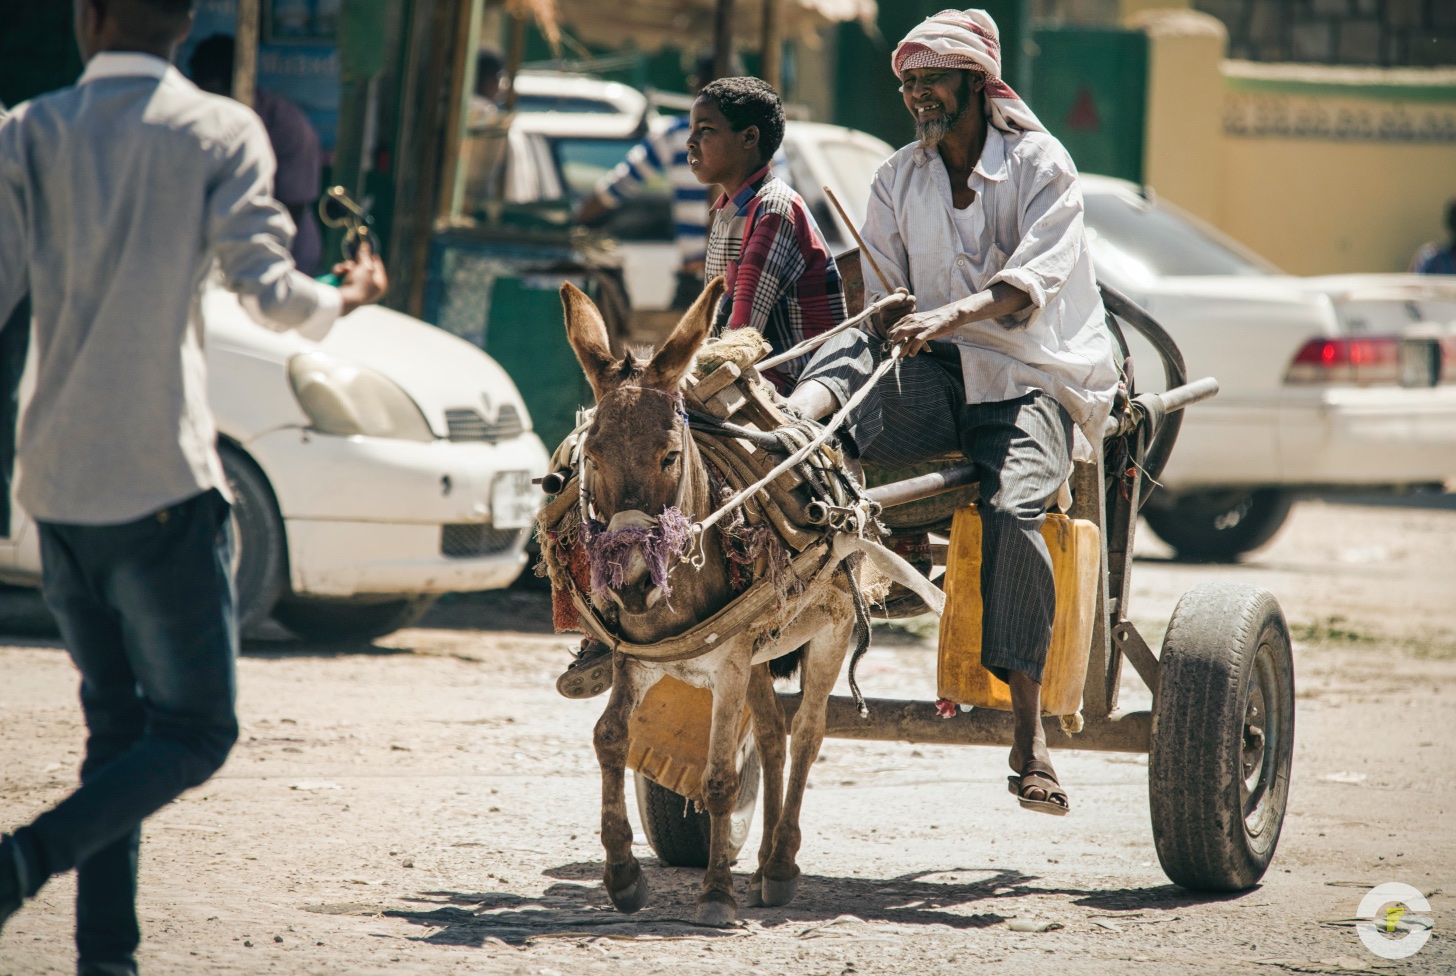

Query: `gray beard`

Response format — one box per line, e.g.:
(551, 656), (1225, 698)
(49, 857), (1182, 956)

(915, 103), (968, 149)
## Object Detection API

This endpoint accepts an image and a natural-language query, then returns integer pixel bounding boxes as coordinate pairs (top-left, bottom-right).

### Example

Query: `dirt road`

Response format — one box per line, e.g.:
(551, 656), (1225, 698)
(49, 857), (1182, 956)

(2, 499), (1453, 975)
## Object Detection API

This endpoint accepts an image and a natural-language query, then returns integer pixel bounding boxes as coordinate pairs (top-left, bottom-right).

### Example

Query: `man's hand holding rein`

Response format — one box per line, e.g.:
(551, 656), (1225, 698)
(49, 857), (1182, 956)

(887, 281), (1033, 356)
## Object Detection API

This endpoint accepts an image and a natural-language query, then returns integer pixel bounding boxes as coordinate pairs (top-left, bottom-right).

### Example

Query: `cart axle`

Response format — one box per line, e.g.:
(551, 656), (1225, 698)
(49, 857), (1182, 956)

(779, 694), (1151, 753)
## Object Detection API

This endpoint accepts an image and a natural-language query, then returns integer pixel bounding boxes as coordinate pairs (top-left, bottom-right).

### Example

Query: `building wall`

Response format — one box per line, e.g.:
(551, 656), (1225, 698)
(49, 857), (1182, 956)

(1137, 10), (1456, 274)
(1218, 61), (1456, 273)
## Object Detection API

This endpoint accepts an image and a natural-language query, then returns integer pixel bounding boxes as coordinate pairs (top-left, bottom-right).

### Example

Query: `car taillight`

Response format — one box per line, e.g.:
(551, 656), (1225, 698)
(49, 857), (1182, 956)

(1443, 338), (1456, 385)
(1285, 337), (1402, 386)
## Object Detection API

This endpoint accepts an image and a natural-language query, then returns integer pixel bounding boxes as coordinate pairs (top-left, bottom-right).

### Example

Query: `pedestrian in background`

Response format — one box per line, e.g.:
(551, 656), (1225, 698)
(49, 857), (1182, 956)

(1409, 199), (1456, 275)
(188, 32), (326, 276)
(0, 1), (387, 973)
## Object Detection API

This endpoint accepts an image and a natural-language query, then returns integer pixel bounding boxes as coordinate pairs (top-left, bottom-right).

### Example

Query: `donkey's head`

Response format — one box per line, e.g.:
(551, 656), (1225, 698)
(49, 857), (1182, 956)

(562, 277), (725, 613)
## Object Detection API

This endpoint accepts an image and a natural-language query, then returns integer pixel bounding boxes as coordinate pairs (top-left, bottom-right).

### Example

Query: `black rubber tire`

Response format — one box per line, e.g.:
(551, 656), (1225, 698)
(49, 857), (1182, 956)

(219, 445), (288, 637)
(1150, 582), (1295, 892)
(273, 594), (438, 644)
(634, 737), (760, 868)
(1143, 489), (1294, 562)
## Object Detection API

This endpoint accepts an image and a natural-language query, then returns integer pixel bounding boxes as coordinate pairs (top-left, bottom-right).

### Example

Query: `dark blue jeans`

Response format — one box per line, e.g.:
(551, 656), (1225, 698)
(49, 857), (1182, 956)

(15, 489), (239, 970)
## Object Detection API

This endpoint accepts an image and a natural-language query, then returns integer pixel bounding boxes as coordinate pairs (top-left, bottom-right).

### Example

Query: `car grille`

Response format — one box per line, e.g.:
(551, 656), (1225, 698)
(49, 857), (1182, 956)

(445, 406), (526, 442)
(440, 523), (525, 558)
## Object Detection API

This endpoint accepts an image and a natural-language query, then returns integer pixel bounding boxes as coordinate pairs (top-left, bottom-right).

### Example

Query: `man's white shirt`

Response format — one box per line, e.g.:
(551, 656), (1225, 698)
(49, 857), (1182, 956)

(860, 125), (1118, 446)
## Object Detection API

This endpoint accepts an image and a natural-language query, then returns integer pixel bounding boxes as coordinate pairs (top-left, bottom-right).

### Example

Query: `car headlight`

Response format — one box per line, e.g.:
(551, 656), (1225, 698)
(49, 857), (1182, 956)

(287, 351), (435, 441)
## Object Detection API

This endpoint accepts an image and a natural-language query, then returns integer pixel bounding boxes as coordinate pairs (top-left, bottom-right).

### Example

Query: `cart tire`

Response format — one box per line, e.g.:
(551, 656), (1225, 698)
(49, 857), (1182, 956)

(633, 739), (760, 868)
(1150, 582), (1294, 892)
(1143, 489), (1293, 562)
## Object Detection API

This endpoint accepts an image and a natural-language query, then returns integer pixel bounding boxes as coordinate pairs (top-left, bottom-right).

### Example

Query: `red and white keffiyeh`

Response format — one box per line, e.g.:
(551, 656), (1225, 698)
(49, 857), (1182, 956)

(891, 8), (1046, 135)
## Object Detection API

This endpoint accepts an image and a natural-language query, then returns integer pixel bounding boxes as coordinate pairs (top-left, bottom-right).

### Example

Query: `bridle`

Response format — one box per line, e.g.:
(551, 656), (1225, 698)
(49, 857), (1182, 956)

(576, 385), (700, 589)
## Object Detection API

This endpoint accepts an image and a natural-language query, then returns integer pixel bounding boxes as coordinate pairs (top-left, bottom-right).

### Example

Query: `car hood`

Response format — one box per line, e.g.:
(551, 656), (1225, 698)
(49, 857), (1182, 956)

(203, 288), (532, 439)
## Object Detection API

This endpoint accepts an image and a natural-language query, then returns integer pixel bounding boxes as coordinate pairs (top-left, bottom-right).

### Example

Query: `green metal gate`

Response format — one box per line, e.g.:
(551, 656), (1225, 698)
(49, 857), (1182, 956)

(1028, 27), (1148, 183)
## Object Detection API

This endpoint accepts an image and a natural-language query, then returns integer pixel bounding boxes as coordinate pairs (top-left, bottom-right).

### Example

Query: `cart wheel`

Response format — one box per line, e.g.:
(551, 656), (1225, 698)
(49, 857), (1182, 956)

(1150, 582), (1294, 891)
(633, 737), (760, 868)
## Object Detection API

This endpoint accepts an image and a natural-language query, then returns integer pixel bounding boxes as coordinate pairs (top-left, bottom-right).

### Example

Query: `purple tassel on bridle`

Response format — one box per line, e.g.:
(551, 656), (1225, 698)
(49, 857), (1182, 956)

(580, 506), (694, 605)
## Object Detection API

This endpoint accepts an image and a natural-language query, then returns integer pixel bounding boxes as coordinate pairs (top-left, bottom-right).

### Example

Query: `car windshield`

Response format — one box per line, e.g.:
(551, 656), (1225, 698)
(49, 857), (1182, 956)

(1084, 189), (1276, 281)
(550, 137), (668, 203)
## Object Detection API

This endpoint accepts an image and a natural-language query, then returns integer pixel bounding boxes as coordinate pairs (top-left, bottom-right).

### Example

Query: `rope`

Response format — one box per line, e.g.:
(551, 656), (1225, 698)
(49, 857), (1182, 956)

(756, 293), (904, 372)
(688, 341), (906, 565)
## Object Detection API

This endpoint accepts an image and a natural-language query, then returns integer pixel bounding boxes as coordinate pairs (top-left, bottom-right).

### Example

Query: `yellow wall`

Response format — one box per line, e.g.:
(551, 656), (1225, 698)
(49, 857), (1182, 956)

(1132, 10), (1225, 224)
(1136, 11), (1456, 274)
(1220, 135), (1456, 276)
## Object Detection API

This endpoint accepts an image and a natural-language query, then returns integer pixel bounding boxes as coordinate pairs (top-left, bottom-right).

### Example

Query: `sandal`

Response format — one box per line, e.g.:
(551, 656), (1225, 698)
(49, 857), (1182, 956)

(1008, 758), (1070, 816)
(555, 640), (614, 700)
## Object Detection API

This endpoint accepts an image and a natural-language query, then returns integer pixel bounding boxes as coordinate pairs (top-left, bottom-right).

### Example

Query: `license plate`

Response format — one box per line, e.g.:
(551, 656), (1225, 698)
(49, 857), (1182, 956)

(491, 471), (538, 530)
(1398, 339), (1439, 388)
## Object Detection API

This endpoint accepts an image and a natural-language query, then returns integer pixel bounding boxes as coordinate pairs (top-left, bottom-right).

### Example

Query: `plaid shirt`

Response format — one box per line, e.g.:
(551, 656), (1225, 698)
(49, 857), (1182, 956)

(705, 164), (846, 390)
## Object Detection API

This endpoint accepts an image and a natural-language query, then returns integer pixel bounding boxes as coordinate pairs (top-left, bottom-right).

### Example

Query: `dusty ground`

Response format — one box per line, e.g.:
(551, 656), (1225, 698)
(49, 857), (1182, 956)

(2, 499), (1453, 976)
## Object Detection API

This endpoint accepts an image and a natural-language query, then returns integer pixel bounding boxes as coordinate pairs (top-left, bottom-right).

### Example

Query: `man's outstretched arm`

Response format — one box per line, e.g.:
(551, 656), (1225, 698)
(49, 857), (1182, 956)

(207, 115), (384, 339)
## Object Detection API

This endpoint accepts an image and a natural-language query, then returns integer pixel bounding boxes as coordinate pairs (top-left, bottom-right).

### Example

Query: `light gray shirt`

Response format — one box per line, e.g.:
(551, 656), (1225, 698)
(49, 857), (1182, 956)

(860, 126), (1118, 442)
(0, 53), (340, 525)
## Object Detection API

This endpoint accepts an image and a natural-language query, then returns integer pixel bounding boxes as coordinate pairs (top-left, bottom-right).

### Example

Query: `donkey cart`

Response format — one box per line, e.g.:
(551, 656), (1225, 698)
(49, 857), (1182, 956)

(622, 280), (1295, 895)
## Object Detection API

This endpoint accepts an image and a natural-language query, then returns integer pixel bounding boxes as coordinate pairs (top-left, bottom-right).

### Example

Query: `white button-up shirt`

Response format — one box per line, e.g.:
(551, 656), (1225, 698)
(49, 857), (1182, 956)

(860, 126), (1118, 444)
(0, 53), (339, 524)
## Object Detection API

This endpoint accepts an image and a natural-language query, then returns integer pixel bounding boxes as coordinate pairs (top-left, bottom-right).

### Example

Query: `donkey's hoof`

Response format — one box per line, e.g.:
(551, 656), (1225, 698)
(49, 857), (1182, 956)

(695, 892), (738, 928)
(606, 872), (650, 914)
(758, 871), (800, 908)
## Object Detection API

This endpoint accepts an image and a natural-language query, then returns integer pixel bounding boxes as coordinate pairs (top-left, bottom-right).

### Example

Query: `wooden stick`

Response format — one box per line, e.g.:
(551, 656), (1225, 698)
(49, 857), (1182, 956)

(823, 185), (891, 288)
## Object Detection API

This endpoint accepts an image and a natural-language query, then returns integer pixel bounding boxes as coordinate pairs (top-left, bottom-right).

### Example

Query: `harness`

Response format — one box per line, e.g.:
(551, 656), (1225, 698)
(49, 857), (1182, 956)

(539, 352), (943, 647)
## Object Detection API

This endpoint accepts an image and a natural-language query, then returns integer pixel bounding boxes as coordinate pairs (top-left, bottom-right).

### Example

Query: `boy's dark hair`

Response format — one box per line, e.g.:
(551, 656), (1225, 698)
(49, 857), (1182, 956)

(698, 76), (785, 162)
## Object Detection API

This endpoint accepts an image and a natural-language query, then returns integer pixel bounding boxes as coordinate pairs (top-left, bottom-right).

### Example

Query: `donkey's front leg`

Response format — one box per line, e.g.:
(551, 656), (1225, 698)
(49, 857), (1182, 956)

(595, 654), (648, 913)
(696, 656), (751, 927)
(761, 610), (855, 907)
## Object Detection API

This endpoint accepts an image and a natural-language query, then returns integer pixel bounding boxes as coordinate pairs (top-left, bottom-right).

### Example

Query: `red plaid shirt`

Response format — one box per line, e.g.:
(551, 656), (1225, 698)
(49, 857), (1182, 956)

(705, 164), (846, 391)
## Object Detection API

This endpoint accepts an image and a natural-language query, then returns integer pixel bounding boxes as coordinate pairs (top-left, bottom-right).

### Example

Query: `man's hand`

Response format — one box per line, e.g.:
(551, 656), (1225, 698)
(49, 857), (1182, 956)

(888, 307), (959, 357)
(335, 243), (388, 315)
(869, 288), (916, 339)
(574, 194), (612, 227)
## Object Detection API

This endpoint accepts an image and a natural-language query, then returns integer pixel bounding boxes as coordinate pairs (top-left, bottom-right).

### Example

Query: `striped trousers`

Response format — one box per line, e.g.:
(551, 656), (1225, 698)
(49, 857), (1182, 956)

(800, 330), (1074, 682)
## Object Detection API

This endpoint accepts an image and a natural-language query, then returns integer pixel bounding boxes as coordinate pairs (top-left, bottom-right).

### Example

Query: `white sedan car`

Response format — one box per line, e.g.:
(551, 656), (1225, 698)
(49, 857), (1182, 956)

(1084, 175), (1456, 559)
(0, 290), (550, 640)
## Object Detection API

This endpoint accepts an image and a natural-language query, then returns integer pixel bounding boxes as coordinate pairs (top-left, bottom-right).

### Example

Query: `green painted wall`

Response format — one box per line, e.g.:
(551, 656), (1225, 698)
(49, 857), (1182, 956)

(1028, 27), (1148, 183)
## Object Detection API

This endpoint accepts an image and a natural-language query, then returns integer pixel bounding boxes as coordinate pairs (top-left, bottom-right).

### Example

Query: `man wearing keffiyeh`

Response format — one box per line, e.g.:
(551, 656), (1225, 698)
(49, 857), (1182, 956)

(787, 8), (1120, 817)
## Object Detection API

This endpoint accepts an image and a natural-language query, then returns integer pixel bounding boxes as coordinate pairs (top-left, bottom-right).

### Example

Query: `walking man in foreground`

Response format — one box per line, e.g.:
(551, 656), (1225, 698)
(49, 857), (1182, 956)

(0, 1), (387, 971)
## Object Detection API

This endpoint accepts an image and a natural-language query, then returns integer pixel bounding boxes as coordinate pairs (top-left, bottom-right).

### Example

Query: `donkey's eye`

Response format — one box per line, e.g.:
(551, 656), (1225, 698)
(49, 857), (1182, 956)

(661, 451), (681, 470)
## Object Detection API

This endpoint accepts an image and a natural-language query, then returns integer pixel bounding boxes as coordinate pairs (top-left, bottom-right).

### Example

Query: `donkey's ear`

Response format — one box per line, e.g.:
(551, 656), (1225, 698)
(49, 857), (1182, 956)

(561, 281), (618, 400)
(643, 276), (725, 391)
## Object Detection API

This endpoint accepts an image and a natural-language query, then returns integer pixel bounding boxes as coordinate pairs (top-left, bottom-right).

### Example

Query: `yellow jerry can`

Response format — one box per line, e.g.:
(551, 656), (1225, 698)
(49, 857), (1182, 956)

(627, 676), (751, 802)
(937, 508), (1101, 716)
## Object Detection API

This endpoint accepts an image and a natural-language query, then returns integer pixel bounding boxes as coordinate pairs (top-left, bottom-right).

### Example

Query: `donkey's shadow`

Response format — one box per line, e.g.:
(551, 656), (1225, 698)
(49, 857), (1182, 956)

(385, 860), (1239, 946)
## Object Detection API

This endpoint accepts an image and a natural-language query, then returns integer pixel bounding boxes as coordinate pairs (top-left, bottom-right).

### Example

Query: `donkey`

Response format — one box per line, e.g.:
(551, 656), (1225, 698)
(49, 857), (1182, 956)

(560, 278), (861, 927)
